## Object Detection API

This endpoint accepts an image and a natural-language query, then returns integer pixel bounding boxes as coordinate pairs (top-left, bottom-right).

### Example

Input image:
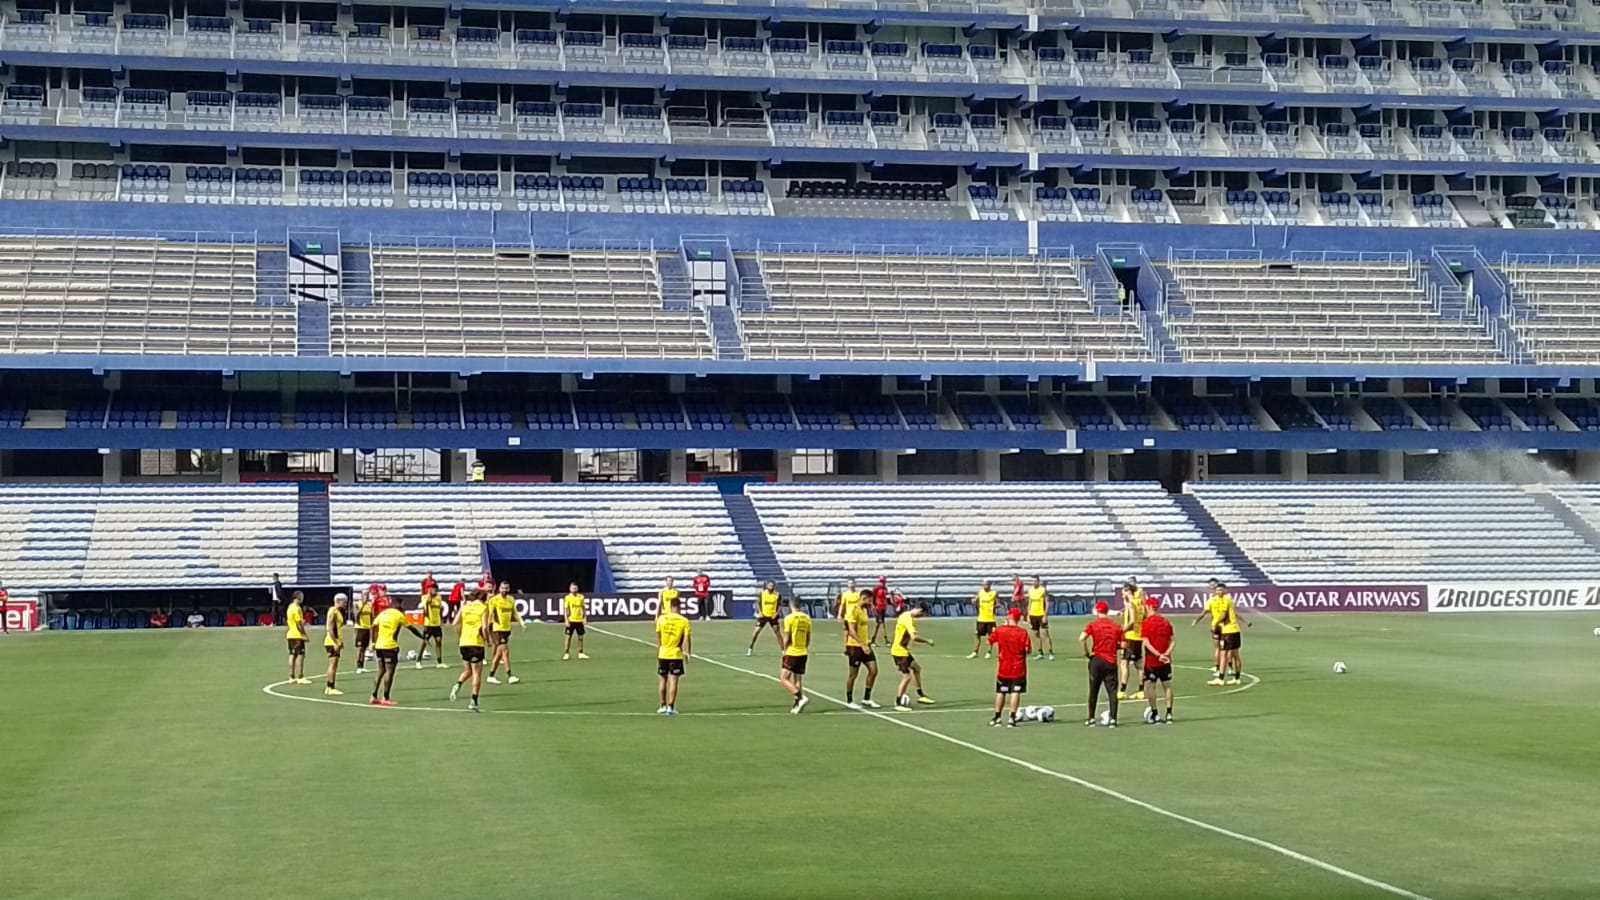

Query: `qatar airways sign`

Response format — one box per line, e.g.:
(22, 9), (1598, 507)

(1139, 585), (1427, 613)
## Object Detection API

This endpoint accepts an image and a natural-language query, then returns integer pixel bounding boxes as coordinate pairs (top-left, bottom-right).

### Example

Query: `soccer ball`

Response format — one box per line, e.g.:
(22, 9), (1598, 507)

(1333, 661), (1348, 674)
(897, 694), (911, 708)
(1021, 705), (1055, 723)
(406, 650), (418, 661)
(1143, 708), (1159, 724)
(1098, 710), (1113, 726)
(1593, 628), (1600, 637)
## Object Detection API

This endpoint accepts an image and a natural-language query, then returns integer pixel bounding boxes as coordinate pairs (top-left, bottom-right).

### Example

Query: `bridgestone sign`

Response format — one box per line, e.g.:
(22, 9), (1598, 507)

(1427, 583), (1600, 613)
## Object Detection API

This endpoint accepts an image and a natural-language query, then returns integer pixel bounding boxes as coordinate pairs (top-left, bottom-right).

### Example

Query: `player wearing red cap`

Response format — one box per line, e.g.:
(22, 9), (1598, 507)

(1140, 597), (1176, 724)
(988, 608), (1032, 727)
(1080, 601), (1123, 727)
(869, 577), (890, 646)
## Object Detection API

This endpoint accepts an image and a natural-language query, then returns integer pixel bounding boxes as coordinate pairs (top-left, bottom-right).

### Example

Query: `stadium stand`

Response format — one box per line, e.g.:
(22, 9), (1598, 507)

(1189, 483), (1600, 583)
(1499, 258), (1600, 364)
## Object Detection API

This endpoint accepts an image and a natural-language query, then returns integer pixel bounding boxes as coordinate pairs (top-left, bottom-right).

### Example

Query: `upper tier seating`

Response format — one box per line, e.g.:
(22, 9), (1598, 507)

(747, 482), (1239, 598)
(0, 236), (294, 355)
(1190, 482), (1600, 583)
(328, 484), (757, 597)
(0, 485), (298, 600)
(1499, 260), (1600, 364)
(745, 250), (1145, 361)
(340, 244), (712, 358)
(1166, 256), (1503, 364)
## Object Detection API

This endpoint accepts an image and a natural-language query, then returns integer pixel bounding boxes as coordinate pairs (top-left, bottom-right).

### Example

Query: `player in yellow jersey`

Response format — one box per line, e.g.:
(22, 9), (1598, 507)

(450, 589), (490, 712)
(285, 591), (311, 685)
(417, 587), (447, 670)
(561, 582), (589, 661)
(747, 581), (782, 656)
(486, 582), (527, 685)
(967, 580), (999, 659)
(891, 603), (936, 710)
(835, 578), (861, 620)
(353, 590), (376, 674)
(779, 597), (813, 714)
(655, 598), (692, 715)
(370, 602), (425, 706)
(658, 577), (680, 621)
(1118, 578), (1149, 701)
(842, 592), (881, 709)
(1193, 580), (1249, 685)
(1026, 577), (1054, 660)
(322, 593), (348, 696)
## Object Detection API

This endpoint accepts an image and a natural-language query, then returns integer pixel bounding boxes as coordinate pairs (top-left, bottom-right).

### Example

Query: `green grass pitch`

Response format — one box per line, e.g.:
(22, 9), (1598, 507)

(2, 613), (1598, 899)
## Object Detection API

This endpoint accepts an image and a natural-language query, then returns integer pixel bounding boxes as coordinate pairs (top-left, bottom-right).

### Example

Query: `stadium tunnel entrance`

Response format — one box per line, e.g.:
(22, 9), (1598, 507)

(482, 540), (616, 594)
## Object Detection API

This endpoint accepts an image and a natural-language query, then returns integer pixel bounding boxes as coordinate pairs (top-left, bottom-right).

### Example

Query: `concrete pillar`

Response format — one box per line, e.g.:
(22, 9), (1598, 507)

(1380, 450), (1404, 480)
(221, 450), (241, 483)
(979, 450), (1001, 482)
(1576, 451), (1600, 481)
(1090, 451), (1111, 481)
(1287, 450), (1308, 482)
(669, 449), (687, 484)
(0, 449), (13, 479)
(101, 449), (121, 484)
(561, 450), (579, 483)
(444, 450), (468, 483)
(878, 450), (899, 482)
(775, 449), (794, 483)
(336, 449), (356, 484)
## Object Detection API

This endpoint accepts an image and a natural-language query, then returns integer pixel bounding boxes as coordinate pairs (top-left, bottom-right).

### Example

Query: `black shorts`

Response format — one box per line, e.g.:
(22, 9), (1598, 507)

(873, 607), (886, 623)
(657, 658), (685, 677)
(325, 645), (341, 658)
(1088, 656), (1118, 689)
(423, 625), (443, 640)
(1221, 632), (1241, 651)
(781, 654), (808, 676)
(286, 638), (305, 656)
(996, 676), (1027, 694)
(757, 615), (780, 627)
(1211, 626), (1223, 642)
(1122, 640), (1143, 662)
(356, 631), (371, 647)
(1029, 615), (1046, 630)
(491, 630), (510, 646)
(1144, 664), (1172, 683)
(893, 654), (915, 673)
(459, 645), (485, 664)
(847, 646), (876, 669)
(975, 621), (996, 637)
(565, 622), (586, 636)
(376, 648), (399, 663)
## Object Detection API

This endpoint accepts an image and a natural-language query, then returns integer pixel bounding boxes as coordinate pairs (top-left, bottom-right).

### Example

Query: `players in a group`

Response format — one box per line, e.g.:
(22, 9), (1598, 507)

(1081, 600), (1123, 727)
(1118, 577), (1148, 701)
(486, 581), (527, 685)
(748, 580), (782, 655)
(561, 582), (590, 661)
(1194, 580), (1248, 685)
(285, 590), (310, 685)
(655, 597), (692, 715)
(353, 589), (375, 674)
(1026, 576), (1054, 660)
(891, 603), (936, 710)
(967, 580), (999, 659)
(322, 592), (348, 696)
(370, 598), (425, 706)
(450, 588), (490, 711)
(779, 596), (812, 714)
(989, 607), (1032, 727)
(842, 589), (881, 709)
(1140, 596), (1175, 724)
(417, 582), (447, 669)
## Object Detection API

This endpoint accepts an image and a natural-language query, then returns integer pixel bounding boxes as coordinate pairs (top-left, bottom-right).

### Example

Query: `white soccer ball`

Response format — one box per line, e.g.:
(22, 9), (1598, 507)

(1022, 705), (1055, 723)
(406, 650), (418, 661)
(1333, 661), (1347, 674)
(1099, 710), (1113, 726)
(1593, 628), (1600, 637)
(1143, 707), (1159, 724)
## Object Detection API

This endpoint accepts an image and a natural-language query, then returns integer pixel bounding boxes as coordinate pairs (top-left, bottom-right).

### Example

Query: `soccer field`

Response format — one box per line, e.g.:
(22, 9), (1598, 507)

(2, 613), (1597, 899)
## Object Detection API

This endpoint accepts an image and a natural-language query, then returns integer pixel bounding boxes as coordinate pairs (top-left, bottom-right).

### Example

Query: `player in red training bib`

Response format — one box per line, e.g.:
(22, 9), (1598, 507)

(1080, 601), (1123, 727)
(1139, 597), (1176, 724)
(988, 608), (1032, 727)
(869, 577), (890, 645)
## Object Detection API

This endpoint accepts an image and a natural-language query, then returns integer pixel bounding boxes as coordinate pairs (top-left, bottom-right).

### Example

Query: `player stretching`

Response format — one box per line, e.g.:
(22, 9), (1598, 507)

(891, 603), (936, 711)
(967, 580), (999, 659)
(869, 577), (890, 646)
(353, 590), (375, 674)
(1118, 578), (1148, 701)
(322, 593), (348, 696)
(285, 591), (310, 684)
(450, 589), (490, 711)
(370, 601), (425, 706)
(842, 592), (880, 709)
(779, 597), (812, 714)
(1081, 601), (1122, 727)
(486, 582), (527, 685)
(1027, 577), (1054, 660)
(561, 582), (589, 660)
(747, 581), (782, 656)
(655, 598), (692, 715)
(417, 585), (446, 669)
(1140, 597), (1175, 724)
(989, 608), (1032, 727)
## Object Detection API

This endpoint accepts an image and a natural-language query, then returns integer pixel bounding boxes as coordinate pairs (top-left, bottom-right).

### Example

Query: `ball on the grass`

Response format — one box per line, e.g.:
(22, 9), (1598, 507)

(1098, 710), (1112, 726)
(406, 650), (417, 661)
(1143, 708), (1159, 724)
(1593, 627), (1600, 637)
(1333, 661), (1348, 674)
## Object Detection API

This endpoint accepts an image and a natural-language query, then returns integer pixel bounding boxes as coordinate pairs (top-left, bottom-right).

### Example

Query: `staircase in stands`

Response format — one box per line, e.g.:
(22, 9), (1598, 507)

(296, 488), (332, 584)
(1172, 493), (1271, 584)
(722, 493), (787, 594)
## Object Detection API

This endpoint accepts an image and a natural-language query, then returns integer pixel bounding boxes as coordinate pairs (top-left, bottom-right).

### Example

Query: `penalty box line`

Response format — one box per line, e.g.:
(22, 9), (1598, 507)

(592, 626), (1432, 900)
